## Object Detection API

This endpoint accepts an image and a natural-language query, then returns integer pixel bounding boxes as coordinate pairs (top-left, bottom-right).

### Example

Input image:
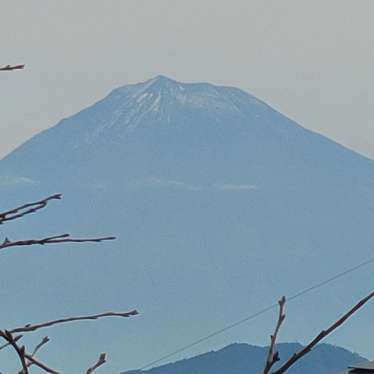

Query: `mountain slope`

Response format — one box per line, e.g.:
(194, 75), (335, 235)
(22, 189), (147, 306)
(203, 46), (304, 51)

(0, 76), (373, 373)
(1, 75), (372, 186)
(122, 343), (366, 374)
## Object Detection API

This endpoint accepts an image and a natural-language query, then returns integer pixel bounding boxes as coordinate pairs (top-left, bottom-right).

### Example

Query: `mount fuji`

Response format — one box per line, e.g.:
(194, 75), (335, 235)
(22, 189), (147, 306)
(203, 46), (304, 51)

(0, 76), (373, 373)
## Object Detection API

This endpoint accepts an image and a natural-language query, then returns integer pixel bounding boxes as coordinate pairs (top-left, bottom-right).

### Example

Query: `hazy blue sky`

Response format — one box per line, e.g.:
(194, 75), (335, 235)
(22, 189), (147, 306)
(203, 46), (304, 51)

(1, 0), (374, 159)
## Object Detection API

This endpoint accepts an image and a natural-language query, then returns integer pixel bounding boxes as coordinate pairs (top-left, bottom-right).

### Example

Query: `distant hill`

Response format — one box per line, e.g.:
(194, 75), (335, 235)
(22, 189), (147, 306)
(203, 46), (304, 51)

(122, 343), (365, 374)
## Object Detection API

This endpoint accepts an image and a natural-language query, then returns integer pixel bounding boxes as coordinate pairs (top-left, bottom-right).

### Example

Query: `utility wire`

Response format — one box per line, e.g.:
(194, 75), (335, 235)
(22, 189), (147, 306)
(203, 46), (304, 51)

(139, 255), (374, 370)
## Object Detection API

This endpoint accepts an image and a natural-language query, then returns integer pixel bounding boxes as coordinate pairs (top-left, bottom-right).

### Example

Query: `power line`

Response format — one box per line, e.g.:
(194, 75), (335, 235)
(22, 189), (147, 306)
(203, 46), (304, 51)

(139, 255), (374, 370)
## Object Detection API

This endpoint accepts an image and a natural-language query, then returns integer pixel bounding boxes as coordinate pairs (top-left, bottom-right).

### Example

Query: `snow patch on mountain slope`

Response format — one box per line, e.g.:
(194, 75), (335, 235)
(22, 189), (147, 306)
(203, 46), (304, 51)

(0, 176), (39, 186)
(80, 75), (276, 145)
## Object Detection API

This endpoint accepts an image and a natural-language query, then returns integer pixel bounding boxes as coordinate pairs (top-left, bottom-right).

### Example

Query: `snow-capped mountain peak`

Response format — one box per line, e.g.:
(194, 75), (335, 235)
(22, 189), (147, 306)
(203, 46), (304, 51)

(1, 75), (371, 186)
(86, 75), (274, 139)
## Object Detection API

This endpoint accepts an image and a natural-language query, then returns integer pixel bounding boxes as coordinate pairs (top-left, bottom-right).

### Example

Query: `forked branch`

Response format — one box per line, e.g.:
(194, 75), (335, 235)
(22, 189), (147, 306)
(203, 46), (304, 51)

(18, 336), (51, 374)
(269, 290), (374, 374)
(30, 336), (50, 357)
(86, 353), (107, 374)
(23, 354), (60, 374)
(1, 331), (29, 374)
(263, 296), (286, 374)
(0, 194), (61, 225)
(1, 332), (55, 374)
(0, 334), (23, 351)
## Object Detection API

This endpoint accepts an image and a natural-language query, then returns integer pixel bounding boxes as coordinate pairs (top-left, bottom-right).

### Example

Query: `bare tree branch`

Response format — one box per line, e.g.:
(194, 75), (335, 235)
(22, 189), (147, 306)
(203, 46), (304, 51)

(1, 331), (29, 374)
(0, 233), (116, 250)
(30, 336), (50, 357)
(10, 310), (139, 334)
(23, 353), (60, 374)
(86, 353), (106, 374)
(18, 336), (51, 374)
(0, 64), (25, 71)
(263, 297), (286, 374)
(0, 334), (23, 351)
(31, 336), (50, 357)
(0, 194), (61, 225)
(271, 290), (374, 374)
(2, 67), (137, 373)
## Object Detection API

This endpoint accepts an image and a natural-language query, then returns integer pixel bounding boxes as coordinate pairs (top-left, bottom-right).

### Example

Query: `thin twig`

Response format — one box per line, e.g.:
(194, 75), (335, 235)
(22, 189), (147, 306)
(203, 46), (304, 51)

(0, 194), (61, 225)
(86, 353), (106, 374)
(10, 310), (139, 334)
(31, 336), (50, 357)
(271, 290), (374, 374)
(263, 297), (286, 374)
(0, 233), (116, 250)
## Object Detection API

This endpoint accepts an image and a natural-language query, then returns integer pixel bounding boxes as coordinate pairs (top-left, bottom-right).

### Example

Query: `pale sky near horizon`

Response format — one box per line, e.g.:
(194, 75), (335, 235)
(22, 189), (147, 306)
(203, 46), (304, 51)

(1, 0), (374, 159)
